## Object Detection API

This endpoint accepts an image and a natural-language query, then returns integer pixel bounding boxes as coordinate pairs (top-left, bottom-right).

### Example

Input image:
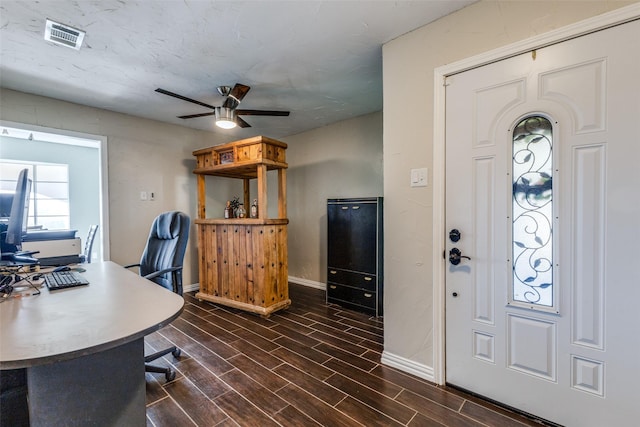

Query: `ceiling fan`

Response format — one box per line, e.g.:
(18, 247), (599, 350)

(155, 83), (290, 129)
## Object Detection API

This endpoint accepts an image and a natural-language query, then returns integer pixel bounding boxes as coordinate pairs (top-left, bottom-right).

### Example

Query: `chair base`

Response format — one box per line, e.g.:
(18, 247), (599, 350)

(145, 347), (181, 382)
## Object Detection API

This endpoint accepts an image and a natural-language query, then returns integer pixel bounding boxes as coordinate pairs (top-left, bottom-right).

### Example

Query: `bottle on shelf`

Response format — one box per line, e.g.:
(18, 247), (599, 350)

(237, 204), (246, 218)
(250, 199), (258, 218)
(224, 201), (232, 219)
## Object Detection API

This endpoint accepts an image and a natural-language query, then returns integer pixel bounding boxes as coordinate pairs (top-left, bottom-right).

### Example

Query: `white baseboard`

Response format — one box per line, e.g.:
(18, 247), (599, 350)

(184, 283), (199, 293)
(381, 351), (435, 383)
(288, 276), (326, 290)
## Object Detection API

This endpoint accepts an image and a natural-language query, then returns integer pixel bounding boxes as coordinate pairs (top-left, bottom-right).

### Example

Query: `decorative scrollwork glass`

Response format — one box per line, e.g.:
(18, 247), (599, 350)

(512, 116), (554, 307)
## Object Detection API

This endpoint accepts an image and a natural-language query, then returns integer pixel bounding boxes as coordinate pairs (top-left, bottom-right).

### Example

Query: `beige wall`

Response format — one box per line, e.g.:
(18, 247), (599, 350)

(0, 88), (383, 291)
(382, 0), (635, 372)
(0, 88), (230, 285)
(283, 112), (383, 285)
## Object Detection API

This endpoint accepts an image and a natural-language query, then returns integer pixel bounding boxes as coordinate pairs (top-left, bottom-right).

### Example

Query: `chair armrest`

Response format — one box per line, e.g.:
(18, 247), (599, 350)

(123, 263), (141, 269)
(142, 266), (182, 281)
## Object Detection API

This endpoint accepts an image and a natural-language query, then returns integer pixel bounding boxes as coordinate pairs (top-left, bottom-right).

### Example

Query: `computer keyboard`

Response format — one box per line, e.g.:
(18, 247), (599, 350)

(44, 271), (89, 290)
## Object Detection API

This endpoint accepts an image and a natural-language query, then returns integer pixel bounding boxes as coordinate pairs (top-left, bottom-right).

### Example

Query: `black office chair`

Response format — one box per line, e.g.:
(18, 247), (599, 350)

(79, 224), (98, 263)
(124, 211), (190, 381)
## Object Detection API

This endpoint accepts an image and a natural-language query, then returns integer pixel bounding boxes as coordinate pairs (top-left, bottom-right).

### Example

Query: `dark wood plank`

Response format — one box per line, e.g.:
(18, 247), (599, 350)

(179, 310), (241, 343)
(200, 311), (244, 332)
(218, 369), (288, 416)
(273, 363), (346, 406)
(305, 312), (352, 331)
(273, 336), (331, 364)
(270, 347), (334, 381)
(173, 357), (230, 399)
(271, 323), (323, 347)
(163, 377), (229, 425)
(183, 293), (219, 311)
(227, 353), (288, 392)
(210, 307), (280, 338)
(157, 326), (234, 375)
(396, 389), (486, 427)
(371, 365), (465, 411)
(182, 301), (215, 317)
(227, 337), (284, 369)
(339, 317), (384, 336)
(146, 394), (198, 426)
(232, 326), (281, 352)
(213, 390), (281, 427)
(460, 400), (539, 427)
(272, 404), (323, 427)
(309, 329), (370, 356)
(325, 373), (416, 424)
(336, 396), (407, 427)
(315, 342), (377, 371)
(276, 383), (363, 427)
(323, 357), (403, 399)
(170, 317), (240, 359)
(272, 310), (317, 326)
(408, 413), (448, 427)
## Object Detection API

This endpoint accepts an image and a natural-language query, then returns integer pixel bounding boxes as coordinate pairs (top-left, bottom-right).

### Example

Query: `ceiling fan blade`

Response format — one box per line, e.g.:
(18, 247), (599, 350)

(236, 116), (251, 128)
(222, 83), (251, 109)
(155, 88), (216, 110)
(178, 112), (216, 119)
(236, 109), (290, 116)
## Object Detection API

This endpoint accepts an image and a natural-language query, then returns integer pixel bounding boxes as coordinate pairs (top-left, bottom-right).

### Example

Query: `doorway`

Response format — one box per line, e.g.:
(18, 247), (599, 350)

(0, 121), (109, 261)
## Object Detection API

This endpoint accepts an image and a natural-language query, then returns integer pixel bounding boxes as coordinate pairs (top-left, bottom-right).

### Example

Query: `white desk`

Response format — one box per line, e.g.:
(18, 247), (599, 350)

(0, 261), (184, 426)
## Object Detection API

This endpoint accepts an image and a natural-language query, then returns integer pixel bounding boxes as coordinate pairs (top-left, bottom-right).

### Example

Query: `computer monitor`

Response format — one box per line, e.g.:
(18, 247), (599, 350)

(1, 169), (37, 264)
(0, 193), (13, 218)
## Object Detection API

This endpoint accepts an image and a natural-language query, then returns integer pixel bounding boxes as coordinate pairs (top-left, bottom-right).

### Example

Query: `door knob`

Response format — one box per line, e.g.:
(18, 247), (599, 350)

(449, 248), (471, 265)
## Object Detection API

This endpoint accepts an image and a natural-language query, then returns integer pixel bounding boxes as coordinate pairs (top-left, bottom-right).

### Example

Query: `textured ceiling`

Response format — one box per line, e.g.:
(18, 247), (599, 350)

(0, 1), (474, 139)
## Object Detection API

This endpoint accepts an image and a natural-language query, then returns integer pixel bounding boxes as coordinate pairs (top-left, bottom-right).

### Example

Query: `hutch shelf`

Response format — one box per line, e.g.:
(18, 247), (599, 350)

(192, 136), (290, 316)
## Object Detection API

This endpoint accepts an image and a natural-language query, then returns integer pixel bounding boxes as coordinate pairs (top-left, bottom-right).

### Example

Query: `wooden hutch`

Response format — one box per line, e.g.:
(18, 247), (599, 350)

(192, 136), (290, 316)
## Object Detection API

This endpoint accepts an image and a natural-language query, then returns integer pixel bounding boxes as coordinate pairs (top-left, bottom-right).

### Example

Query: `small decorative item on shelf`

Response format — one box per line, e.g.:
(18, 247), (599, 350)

(229, 196), (240, 217)
(250, 199), (258, 218)
(224, 201), (232, 219)
(237, 204), (246, 218)
(219, 151), (234, 164)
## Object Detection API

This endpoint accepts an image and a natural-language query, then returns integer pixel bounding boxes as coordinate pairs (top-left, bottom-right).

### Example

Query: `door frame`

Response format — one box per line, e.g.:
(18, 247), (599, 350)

(432, 3), (640, 385)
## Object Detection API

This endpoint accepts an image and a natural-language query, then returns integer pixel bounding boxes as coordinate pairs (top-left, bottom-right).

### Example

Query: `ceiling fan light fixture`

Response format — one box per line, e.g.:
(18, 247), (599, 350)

(215, 107), (236, 129)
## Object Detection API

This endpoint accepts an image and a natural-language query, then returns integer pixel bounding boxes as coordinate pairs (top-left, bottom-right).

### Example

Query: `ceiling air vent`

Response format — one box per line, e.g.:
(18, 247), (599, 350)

(44, 19), (85, 50)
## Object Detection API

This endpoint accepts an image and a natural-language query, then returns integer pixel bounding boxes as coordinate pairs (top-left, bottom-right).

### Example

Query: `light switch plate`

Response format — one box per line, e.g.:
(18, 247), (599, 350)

(410, 168), (428, 187)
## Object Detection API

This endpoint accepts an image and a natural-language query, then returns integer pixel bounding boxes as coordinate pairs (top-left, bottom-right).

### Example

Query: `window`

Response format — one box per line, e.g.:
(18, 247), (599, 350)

(510, 116), (555, 310)
(0, 161), (70, 230)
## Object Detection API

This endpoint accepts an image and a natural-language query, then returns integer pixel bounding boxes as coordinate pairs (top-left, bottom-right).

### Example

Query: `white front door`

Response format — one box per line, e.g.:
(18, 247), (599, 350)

(445, 19), (640, 427)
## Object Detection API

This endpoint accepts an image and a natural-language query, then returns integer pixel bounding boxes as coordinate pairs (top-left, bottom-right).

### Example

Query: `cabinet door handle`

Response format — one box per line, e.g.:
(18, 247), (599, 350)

(352, 206), (360, 210)
(329, 285), (337, 289)
(329, 270), (337, 275)
(341, 206), (349, 210)
(364, 293), (372, 298)
(364, 277), (372, 281)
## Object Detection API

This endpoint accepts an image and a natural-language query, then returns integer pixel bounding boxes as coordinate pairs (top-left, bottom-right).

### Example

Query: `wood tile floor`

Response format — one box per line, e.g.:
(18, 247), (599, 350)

(145, 283), (552, 426)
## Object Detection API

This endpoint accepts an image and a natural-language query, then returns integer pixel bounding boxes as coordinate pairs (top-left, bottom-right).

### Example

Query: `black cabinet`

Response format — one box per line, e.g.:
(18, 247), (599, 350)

(327, 197), (383, 316)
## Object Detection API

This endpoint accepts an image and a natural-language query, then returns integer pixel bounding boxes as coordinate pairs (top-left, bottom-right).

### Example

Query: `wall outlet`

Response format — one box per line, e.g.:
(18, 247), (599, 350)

(140, 191), (148, 201)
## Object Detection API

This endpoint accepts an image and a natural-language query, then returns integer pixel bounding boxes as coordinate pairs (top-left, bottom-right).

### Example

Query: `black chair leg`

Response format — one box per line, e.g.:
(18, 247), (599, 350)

(145, 364), (176, 382)
(145, 346), (181, 382)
